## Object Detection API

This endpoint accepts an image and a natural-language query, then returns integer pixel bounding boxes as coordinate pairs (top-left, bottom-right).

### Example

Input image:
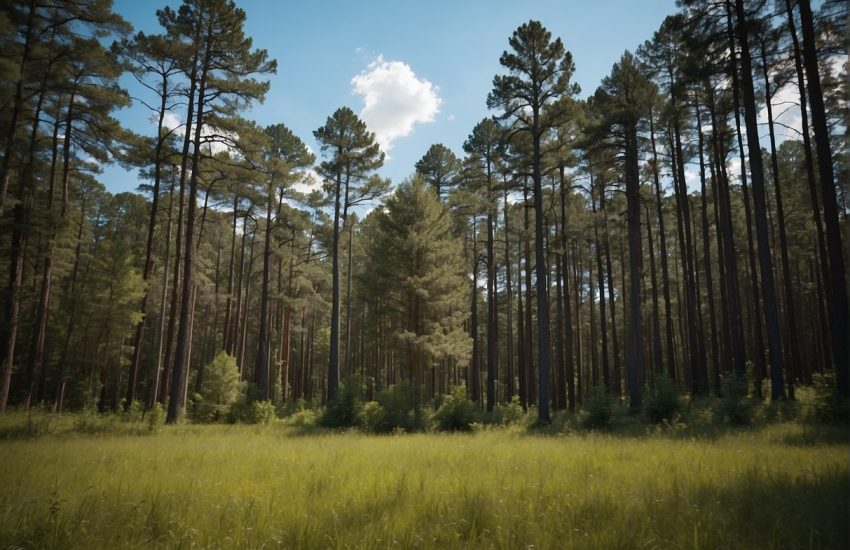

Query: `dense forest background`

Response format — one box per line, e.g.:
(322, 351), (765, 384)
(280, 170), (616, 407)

(0, 0), (846, 425)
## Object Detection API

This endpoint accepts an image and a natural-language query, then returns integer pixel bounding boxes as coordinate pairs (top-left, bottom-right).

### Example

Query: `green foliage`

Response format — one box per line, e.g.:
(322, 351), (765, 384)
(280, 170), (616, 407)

(146, 403), (165, 433)
(720, 375), (757, 426)
(491, 395), (526, 426)
(808, 373), (850, 424)
(358, 382), (423, 434)
(358, 401), (386, 433)
(645, 374), (682, 423)
(320, 382), (361, 428)
(192, 352), (244, 423)
(249, 401), (277, 425)
(433, 385), (478, 432)
(360, 177), (472, 371)
(582, 385), (613, 429)
(226, 399), (277, 425)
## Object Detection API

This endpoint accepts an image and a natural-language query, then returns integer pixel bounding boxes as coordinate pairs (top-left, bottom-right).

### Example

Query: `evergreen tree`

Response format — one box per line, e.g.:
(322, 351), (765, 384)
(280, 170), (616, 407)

(314, 107), (386, 402)
(488, 21), (579, 423)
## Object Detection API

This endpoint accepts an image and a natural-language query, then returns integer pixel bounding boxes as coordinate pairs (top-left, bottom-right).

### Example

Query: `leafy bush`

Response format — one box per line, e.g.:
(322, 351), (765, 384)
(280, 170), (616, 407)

(320, 382), (361, 428)
(358, 401), (386, 433)
(582, 385), (612, 429)
(227, 399), (277, 424)
(249, 401), (277, 424)
(380, 383), (423, 432)
(193, 352), (244, 422)
(146, 403), (165, 432)
(720, 375), (755, 426)
(286, 408), (318, 427)
(808, 373), (850, 424)
(645, 374), (682, 423)
(433, 385), (478, 432)
(492, 395), (526, 426)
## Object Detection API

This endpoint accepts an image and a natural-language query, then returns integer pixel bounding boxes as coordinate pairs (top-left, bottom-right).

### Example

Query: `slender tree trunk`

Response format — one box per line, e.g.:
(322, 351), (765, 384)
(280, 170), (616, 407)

(695, 102), (720, 396)
(592, 181), (610, 392)
(167, 40), (210, 423)
(648, 111), (676, 380)
(503, 188), (515, 400)
(559, 167), (575, 412)
(760, 41), (799, 398)
(624, 125), (643, 412)
(797, 0), (849, 395)
(254, 183), (274, 401)
(732, 0), (785, 400)
(784, 0), (833, 372)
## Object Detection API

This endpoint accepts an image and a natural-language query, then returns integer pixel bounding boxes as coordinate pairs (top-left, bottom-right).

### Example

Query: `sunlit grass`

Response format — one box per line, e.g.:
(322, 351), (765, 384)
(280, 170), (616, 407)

(0, 417), (847, 548)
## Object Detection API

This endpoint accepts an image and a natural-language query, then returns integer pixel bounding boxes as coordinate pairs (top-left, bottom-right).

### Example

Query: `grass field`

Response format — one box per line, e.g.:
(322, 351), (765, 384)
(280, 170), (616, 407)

(0, 414), (847, 549)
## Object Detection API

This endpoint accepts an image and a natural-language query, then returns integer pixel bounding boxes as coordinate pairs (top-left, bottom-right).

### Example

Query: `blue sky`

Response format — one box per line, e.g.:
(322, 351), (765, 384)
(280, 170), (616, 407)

(103, 0), (681, 195)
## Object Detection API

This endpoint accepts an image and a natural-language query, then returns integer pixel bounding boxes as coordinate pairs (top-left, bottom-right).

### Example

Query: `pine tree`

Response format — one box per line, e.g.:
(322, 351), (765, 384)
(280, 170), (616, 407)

(488, 21), (579, 423)
(314, 107), (386, 402)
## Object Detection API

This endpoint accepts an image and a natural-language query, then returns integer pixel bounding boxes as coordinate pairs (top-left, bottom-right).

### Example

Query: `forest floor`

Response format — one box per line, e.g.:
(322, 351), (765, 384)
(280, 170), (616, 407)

(0, 411), (847, 549)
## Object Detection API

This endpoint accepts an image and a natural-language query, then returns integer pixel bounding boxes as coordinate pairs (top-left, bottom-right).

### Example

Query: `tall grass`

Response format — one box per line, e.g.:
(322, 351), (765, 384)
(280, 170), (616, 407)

(0, 419), (846, 548)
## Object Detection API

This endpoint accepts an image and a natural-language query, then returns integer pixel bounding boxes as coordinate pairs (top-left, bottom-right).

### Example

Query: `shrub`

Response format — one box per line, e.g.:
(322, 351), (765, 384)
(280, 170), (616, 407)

(433, 385), (478, 432)
(379, 382), (423, 432)
(720, 375), (755, 426)
(645, 374), (682, 423)
(194, 352), (244, 423)
(492, 395), (525, 426)
(286, 408), (318, 427)
(249, 400), (277, 424)
(582, 385), (612, 429)
(809, 373), (850, 424)
(358, 401), (386, 433)
(320, 382), (361, 428)
(227, 399), (277, 424)
(145, 403), (165, 432)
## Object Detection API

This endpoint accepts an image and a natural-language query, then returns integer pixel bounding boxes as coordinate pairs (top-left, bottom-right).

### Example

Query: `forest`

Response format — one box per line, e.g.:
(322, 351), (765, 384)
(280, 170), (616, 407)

(0, 0), (848, 547)
(1, 0), (847, 425)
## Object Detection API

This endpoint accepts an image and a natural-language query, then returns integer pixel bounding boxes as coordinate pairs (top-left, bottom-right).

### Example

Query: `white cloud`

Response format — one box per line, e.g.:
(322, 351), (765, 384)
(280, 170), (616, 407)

(351, 55), (441, 152)
(159, 111), (184, 135)
(292, 168), (321, 196)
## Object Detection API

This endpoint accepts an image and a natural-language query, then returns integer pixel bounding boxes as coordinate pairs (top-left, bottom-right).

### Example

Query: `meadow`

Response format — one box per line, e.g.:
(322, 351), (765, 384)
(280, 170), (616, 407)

(0, 408), (847, 549)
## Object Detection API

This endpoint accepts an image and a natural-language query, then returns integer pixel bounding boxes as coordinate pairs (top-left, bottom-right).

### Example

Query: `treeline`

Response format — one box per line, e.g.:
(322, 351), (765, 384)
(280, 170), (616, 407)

(0, 0), (846, 423)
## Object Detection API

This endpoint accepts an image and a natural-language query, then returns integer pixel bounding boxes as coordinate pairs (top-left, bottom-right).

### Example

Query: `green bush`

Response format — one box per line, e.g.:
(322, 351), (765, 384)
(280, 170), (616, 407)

(809, 373), (850, 424)
(645, 374), (682, 423)
(380, 383), (423, 432)
(146, 403), (165, 432)
(433, 385), (478, 432)
(249, 401), (277, 424)
(720, 375), (756, 426)
(320, 382), (361, 428)
(193, 352), (244, 423)
(358, 401), (386, 433)
(286, 408), (318, 427)
(227, 399), (277, 424)
(492, 395), (525, 426)
(582, 385), (612, 429)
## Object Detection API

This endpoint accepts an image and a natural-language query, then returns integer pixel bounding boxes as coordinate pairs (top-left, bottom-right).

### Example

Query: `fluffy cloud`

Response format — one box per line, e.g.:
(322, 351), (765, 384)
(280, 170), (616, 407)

(351, 55), (441, 152)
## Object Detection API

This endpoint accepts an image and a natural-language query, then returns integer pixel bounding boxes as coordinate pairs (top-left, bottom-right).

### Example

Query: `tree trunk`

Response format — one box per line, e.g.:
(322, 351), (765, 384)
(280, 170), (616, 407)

(797, 0), (849, 395)
(732, 0), (785, 400)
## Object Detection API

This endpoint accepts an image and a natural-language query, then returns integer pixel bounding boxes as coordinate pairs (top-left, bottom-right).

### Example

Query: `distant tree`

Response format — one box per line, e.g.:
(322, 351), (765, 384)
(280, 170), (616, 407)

(463, 118), (503, 412)
(253, 123), (313, 401)
(162, 0), (276, 424)
(314, 107), (386, 401)
(361, 176), (471, 392)
(591, 51), (655, 411)
(488, 20), (579, 422)
(415, 143), (461, 200)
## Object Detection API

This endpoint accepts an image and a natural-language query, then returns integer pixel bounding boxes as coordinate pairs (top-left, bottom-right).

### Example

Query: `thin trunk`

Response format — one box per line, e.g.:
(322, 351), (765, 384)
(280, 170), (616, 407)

(797, 0), (849, 395)
(732, 0), (785, 400)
